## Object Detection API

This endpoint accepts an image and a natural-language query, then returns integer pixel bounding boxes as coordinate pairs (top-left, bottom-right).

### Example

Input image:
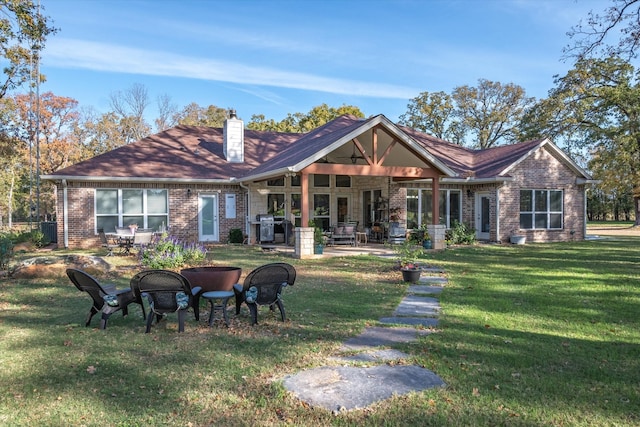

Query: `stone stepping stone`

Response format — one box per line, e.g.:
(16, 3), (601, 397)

(379, 316), (439, 327)
(330, 349), (410, 363)
(340, 326), (429, 351)
(408, 284), (443, 295)
(394, 295), (441, 317)
(283, 365), (445, 412)
(419, 276), (448, 285)
(421, 266), (445, 274)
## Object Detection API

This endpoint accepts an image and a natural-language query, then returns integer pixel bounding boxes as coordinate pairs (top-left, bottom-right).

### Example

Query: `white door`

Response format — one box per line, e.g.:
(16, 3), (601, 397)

(475, 193), (491, 241)
(198, 194), (219, 242)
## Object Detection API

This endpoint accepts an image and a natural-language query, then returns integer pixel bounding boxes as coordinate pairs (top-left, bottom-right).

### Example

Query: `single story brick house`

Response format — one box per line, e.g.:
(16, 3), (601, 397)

(43, 111), (595, 257)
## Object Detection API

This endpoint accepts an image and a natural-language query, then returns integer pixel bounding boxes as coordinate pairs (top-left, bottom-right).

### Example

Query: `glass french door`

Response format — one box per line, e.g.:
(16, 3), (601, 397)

(337, 196), (350, 223)
(475, 193), (490, 240)
(198, 194), (219, 241)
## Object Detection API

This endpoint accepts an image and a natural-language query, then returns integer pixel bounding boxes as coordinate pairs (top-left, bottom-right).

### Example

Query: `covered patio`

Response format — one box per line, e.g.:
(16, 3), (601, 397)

(239, 115), (455, 258)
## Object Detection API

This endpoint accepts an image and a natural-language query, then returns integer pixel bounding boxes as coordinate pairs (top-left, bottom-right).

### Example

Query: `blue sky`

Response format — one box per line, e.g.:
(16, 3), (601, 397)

(39, 0), (607, 124)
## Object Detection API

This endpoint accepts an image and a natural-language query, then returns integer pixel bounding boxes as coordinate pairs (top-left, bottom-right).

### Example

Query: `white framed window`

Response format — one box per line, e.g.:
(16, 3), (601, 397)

(313, 174), (330, 187)
(290, 193), (301, 227)
(406, 189), (461, 229)
(95, 189), (168, 233)
(519, 189), (563, 229)
(267, 193), (286, 220)
(267, 177), (284, 186)
(313, 194), (330, 231)
(335, 175), (351, 187)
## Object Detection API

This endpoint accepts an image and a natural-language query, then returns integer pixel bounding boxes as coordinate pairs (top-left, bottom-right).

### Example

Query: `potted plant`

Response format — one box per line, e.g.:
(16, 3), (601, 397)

(392, 240), (425, 283)
(412, 224), (433, 249)
(309, 220), (325, 254)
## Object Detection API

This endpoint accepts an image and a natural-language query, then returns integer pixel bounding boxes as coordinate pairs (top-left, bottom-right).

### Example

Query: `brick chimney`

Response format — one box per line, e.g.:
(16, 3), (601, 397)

(223, 109), (244, 163)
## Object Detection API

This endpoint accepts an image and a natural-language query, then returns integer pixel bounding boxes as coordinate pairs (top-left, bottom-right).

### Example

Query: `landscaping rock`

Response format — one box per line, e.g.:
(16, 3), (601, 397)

(10, 255), (112, 279)
(283, 365), (445, 412)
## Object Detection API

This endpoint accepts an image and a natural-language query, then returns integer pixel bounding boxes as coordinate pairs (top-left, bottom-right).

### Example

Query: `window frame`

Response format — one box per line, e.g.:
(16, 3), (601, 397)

(312, 193), (331, 231)
(519, 189), (563, 230)
(313, 174), (330, 188)
(95, 188), (168, 233)
(406, 188), (461, 229)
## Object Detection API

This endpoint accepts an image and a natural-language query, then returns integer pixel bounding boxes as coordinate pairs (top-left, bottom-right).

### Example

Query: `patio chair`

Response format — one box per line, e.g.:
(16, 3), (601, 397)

(115, 226), (134, 236)
(388, 222), (407, 244)
(233, 262), (296, 325)
(131, 231), (153, 252)
(130, 270), (201, 333)
(66, 268), (141, 329)
(98, 228), (120, 256)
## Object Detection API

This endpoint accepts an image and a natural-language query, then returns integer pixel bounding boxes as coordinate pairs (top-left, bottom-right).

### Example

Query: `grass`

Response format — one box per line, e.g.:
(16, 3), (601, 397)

(0, 238), (639, 426)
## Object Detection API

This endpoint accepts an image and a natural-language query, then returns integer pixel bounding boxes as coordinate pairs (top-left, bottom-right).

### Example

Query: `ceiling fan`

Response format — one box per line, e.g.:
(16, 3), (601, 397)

(337, 143), (366, 164)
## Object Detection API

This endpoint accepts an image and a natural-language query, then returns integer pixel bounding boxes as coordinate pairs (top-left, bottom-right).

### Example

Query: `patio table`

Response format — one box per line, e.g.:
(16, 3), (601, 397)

(107, 233), (133, 255)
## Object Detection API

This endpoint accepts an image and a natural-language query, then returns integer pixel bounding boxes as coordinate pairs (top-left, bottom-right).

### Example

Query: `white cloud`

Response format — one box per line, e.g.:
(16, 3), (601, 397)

(44, 38), (418, 99)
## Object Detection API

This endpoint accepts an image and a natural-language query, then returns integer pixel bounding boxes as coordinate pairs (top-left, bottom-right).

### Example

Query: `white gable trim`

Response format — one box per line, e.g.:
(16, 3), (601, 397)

(288, 114), (458, 177)
(499, 138), (593, 179)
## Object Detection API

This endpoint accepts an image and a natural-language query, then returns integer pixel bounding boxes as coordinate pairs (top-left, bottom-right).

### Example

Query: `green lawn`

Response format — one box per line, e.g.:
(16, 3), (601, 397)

(0, 239), (638, 426)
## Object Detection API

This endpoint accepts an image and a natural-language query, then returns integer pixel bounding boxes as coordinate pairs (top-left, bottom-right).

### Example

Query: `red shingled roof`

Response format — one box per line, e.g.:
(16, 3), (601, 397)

(50, 125), (300, 180)
(47, 114), (587, 182)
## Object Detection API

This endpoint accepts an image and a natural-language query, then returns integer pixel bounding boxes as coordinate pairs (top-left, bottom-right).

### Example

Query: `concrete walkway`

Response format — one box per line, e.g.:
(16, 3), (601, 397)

(282, 269), (447, 412)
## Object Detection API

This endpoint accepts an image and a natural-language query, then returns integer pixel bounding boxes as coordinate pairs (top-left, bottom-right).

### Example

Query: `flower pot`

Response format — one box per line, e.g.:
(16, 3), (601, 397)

(180, 266), (242, 292)
(510, 235), (526, 245)
(401, 268), (421, 283)
(314, 244), (324, 254)
(422, 240), (432, 250)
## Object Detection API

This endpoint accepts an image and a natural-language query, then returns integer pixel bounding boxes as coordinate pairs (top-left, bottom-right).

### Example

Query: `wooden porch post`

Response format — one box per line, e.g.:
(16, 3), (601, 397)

(301, 172), (309, 226)
(432, 178), (440, 225)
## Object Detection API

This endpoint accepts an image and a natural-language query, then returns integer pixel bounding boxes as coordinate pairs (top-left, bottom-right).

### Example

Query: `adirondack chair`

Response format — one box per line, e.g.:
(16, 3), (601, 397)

(130, 270), (201, 333)
(233, 262), (296, 325)
(66, 268), (141, 329)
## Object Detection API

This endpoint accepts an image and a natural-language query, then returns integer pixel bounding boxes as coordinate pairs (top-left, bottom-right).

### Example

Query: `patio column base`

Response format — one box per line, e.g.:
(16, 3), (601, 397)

(295, 227), (315, 259)
(427, 225), (446, 250)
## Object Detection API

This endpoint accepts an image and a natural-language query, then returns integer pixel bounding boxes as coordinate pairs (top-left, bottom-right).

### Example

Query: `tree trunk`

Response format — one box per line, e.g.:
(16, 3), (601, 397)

(7, 169), (14, 228)
(635, 196), (640, 227)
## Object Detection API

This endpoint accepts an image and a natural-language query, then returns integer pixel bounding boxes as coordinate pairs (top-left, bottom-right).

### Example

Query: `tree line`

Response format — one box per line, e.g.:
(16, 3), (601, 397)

(1, 0), (639, 226)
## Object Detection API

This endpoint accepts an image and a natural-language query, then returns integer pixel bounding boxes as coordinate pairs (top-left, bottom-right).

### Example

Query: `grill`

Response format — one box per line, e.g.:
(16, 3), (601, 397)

(256, 214), (274, 243)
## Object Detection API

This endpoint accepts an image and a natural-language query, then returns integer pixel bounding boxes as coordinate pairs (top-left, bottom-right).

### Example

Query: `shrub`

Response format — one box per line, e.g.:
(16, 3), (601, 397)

(446, 220), (476, 245)
(390, 239), (424, 269)
(139, 233), (207, 269)
(228, 228), (244, 244)
(28, 230), (49, 248)
(0, 234), (13, 270)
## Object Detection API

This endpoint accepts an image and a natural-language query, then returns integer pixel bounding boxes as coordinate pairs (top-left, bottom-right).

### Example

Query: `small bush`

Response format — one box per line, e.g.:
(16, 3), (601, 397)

(228, 228), (244, 244)
(28, 230), (49, 248)
(139, 233), (207, 269)
(0, 235), (13, 270)
(446, 220), (476, 245)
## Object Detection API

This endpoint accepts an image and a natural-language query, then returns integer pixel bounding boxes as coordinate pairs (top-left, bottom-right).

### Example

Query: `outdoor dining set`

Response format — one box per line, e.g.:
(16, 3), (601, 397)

(98, 227), (154, 256)
(66, 262), (297, 333)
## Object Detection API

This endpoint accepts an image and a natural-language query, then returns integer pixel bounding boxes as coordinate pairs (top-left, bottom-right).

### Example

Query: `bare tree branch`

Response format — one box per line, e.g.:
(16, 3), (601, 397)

(564, 0), (640, 61)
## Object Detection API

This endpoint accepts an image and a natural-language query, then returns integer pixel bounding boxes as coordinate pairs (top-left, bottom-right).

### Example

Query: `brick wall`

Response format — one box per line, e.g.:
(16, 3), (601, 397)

(498, 147), (586, 242)
(56, 181), (246, 249)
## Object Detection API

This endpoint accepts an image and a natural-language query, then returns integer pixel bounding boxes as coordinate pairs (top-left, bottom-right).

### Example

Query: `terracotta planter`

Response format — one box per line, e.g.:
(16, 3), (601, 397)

(401, 268), (421, 283)
(180, 266), (242, 292)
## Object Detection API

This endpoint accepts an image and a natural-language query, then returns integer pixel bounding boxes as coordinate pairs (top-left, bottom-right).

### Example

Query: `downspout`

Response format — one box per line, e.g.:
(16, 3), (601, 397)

(61, 179), (69, 248)
(583, 186), (587, 239)
(238, 180), (251, 244)
(495, 187), (500, 243)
